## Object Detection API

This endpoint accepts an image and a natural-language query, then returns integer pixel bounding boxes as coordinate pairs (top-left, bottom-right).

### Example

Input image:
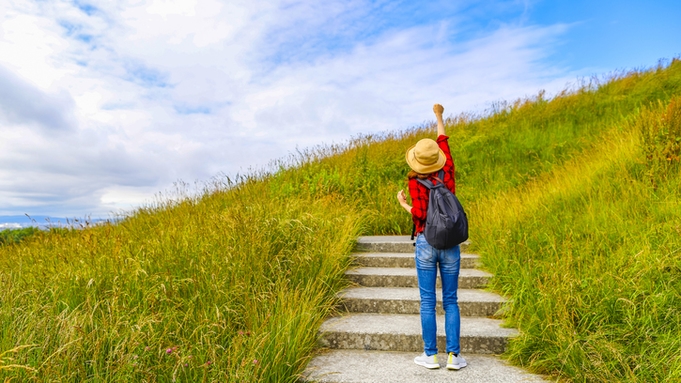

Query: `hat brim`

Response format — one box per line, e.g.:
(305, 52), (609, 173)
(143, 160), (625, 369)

(405, 144), (446, 174)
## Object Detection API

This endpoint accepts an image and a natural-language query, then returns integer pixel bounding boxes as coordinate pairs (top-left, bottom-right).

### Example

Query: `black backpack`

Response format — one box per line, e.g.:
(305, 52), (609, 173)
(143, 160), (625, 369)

(414, 170), (468, 249)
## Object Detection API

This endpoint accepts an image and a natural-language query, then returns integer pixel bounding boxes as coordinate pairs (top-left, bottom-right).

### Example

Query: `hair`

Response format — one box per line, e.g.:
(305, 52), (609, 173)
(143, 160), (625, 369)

(407, 170), (434, 180)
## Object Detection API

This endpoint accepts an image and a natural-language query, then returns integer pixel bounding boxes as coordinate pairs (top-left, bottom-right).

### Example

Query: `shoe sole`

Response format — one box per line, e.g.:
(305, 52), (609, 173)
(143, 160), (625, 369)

(414, 361), (440, 369)
(447, 363), (467, 370)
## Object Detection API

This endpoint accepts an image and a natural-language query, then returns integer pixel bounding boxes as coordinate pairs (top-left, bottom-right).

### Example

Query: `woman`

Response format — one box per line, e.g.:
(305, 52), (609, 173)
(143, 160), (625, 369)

(396, 103), (467, 371)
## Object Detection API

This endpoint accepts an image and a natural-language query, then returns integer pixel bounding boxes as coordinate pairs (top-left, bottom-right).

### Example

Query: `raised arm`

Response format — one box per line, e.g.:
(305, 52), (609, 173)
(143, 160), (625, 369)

(433, 104), (446, 137)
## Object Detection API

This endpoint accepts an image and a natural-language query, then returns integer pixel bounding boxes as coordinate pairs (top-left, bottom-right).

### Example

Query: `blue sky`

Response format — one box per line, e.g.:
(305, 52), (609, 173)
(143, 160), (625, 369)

(528, 0), (681, 70)
(0, 0), (679, 227)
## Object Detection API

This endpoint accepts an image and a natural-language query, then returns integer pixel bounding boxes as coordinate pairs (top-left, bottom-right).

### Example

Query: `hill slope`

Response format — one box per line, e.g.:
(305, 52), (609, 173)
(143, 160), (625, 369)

(270, 58), (681, 382)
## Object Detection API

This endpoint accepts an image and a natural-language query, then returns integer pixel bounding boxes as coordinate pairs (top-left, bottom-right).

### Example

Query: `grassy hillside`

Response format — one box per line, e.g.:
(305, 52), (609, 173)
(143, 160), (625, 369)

(0, 227), (40, 246)
(1, 58), (680, 382)
(0, 183), (362, 381)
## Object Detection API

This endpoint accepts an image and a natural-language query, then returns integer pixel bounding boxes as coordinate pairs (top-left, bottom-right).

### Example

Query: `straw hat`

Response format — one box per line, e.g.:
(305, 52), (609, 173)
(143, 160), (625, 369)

(405, 138), (446, 174)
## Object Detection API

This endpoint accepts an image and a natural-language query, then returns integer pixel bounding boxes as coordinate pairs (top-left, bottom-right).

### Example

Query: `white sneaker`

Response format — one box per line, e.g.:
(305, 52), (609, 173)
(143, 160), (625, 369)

(447, 352), (467, 370)
(414, 352), (440, 369)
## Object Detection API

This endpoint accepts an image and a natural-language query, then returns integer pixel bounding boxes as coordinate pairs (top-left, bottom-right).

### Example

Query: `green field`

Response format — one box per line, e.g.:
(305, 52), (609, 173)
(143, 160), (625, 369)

(2, 58), (680, 382)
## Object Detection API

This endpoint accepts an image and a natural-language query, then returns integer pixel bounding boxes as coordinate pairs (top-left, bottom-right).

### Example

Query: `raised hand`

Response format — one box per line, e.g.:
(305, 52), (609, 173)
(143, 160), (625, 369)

(433, 104), (444, 116)
(433, 104), (445, 136)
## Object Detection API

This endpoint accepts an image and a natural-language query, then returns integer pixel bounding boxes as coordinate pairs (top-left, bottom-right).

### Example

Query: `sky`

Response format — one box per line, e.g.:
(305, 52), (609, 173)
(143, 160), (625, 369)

(1, 0), (680, 226)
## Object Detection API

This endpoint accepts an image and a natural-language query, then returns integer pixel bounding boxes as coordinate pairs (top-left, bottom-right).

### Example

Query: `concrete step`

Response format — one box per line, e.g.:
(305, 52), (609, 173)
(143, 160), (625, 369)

(356, 236), (470, 253)
(301, 349), (548, 383)
(319, 313), (516, 354)
(346, 267), (491, 289)
(339, 287), (505, 317)
(354, 252), (480, 269)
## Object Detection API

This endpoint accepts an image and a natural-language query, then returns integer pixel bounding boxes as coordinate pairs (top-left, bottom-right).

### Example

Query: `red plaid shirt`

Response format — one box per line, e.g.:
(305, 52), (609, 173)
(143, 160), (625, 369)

(408, 135), (456, 235)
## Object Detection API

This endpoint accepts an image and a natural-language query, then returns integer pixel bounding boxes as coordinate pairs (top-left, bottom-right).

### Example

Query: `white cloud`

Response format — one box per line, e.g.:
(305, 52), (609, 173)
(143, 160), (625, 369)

(0, 65), (76, 131)
(0, 0), (578, 217)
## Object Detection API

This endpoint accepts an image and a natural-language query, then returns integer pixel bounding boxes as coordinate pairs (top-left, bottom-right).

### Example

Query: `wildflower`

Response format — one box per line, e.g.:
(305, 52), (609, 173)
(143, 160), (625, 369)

(166, 348), (173, 354)
(253, 359), (259, 365)
(206, 360), (212, 366)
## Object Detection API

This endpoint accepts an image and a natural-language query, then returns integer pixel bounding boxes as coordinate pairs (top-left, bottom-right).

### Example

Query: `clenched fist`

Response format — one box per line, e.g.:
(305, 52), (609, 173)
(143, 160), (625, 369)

(433, 104), (444, 116)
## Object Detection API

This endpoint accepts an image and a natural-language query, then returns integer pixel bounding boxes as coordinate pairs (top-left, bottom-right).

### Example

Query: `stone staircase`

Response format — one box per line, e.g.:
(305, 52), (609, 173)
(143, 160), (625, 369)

(301, 236), (548, 383)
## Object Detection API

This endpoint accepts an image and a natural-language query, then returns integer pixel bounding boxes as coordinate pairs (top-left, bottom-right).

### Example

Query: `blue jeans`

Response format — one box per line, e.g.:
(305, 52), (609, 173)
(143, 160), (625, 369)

(414, 234), (461, 356)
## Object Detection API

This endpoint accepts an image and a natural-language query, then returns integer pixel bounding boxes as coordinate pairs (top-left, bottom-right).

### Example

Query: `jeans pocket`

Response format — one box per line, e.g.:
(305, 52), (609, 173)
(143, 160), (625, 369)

(440, 245), (461, 273)
(415, 236), (435, 265)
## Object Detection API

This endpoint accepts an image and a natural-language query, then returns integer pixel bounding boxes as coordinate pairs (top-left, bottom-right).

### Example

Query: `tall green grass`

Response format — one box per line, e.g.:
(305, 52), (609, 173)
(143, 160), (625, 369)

(2, 58), (681, 382)
(474, 98), (681, 381)
(1, 180), (361, 382)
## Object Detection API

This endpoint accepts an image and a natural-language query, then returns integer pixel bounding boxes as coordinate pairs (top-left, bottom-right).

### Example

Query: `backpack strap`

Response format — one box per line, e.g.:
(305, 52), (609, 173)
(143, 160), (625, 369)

(416, 170), (445, 189)
(416, 177), (432, 189)
(432, 169), (445, 185)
